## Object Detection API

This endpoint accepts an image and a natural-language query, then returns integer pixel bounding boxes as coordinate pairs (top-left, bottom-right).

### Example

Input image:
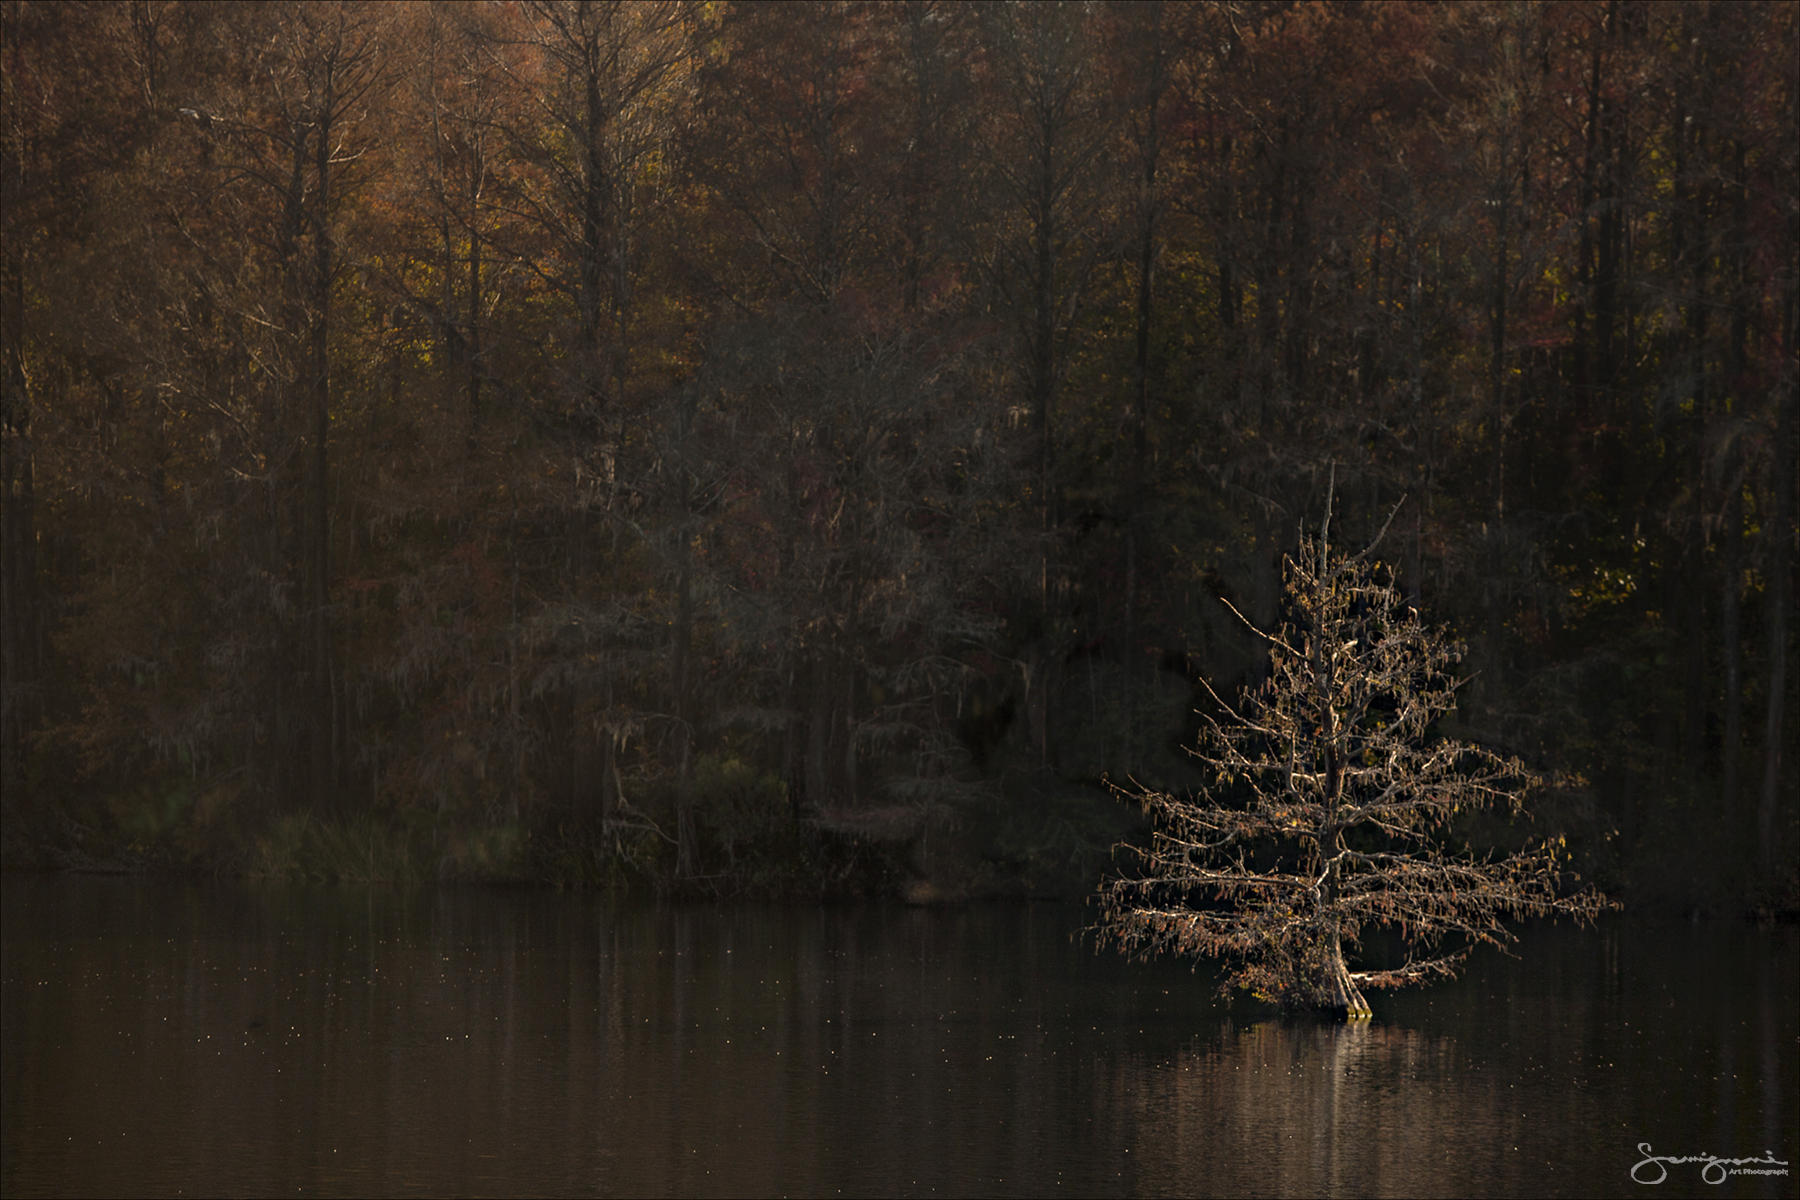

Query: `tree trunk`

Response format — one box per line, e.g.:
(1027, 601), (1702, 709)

(671, 390), (697, 878)
(1721, 484), (1742, 828)
(308, 104), (335, 814)
(0, 210), (41, 811)
(1031, 143), (1058, 772)
(672, 558), (695, 879)
(1759, 364), (1795, 871)
(807, 655), (834, 811)
(0, 361), (40, 812)
(467, 224), (483, 432)
(1319, 930), (1371, 1019)
(1124, 4), (1163, 731)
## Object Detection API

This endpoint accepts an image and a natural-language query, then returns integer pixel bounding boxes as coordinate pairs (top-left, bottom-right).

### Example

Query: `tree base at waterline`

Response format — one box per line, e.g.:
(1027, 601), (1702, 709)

(1320, 942), (1373, 1019)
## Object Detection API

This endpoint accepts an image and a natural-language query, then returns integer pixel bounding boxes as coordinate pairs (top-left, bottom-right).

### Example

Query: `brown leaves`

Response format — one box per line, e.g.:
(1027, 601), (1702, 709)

(1096, 529), (1611, 1011)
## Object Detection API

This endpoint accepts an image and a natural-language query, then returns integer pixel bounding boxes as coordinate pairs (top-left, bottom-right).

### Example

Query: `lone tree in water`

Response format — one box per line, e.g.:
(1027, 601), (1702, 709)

(1096, 499), (1611, 1017)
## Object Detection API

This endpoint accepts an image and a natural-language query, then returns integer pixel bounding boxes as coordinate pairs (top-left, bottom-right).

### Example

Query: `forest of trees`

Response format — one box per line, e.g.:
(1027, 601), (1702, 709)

(2, 0), (1794, 910)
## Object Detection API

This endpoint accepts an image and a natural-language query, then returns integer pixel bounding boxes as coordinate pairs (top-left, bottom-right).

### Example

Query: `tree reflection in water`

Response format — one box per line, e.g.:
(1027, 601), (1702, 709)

(3, 879), (1794, 1199)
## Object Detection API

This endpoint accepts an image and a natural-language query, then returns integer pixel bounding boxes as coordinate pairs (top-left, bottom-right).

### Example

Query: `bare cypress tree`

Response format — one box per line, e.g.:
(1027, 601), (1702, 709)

(1096, 494), (1612, 1017)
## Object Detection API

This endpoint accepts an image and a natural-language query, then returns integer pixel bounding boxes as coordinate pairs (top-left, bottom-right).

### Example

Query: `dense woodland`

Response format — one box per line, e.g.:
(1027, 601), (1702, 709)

(2, 0), (1794, 910)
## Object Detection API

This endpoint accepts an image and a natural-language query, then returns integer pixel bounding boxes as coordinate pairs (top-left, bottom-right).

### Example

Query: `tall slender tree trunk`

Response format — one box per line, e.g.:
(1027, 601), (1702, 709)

(670, 391), (696, 879)
(0, 236), (41, 810)
(270, 118), (311, 810)
(1721, 487), (1742, 825)
(1488, 170), (1510, 521)
(899, 4), (934, 313)
(309, 95), (336, 814)
(1124, 3), (1164, 743)
(806, 655), (832, 812)
(1760, 367), (1795, 871)
(1681, 267), (1711, 792)
(1481, 123), (1514, 721)
(1720, 138), (1751, 830)
(1031, 147), (1057, 770)
(672, 557), (695, 878)
(467, 226), (482, 426)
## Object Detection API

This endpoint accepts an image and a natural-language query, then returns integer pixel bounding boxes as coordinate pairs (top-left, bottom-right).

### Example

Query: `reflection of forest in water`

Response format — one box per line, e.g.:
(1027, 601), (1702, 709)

(3, 881), (1794, 1198)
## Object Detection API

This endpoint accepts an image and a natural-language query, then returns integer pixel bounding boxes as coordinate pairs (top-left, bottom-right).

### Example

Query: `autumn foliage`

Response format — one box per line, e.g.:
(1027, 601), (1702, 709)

(1097, 499), (1613, 1014)
(1, 2), (1794, 906)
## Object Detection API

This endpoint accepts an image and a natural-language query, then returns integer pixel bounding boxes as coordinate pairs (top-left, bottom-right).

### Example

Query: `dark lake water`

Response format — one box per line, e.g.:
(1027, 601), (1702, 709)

(2, 875), (1795, 1198)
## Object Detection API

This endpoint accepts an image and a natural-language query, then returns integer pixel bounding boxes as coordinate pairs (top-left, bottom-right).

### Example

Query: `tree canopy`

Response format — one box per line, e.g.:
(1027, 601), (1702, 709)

(1, 1), (1794, 908)
(1097, 496), (1613, 1015)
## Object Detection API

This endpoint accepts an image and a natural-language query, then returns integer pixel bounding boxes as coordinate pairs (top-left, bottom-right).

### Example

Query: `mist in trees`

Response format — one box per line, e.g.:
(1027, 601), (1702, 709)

(1, 1), (1794, 911)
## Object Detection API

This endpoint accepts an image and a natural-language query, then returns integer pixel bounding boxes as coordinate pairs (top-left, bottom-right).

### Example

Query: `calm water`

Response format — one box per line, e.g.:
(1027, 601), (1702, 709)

(2, 875), (1795, 1198)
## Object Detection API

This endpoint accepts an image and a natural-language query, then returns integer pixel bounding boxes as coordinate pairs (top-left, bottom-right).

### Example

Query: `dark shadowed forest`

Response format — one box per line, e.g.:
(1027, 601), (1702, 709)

(1, 0), (1794, 912)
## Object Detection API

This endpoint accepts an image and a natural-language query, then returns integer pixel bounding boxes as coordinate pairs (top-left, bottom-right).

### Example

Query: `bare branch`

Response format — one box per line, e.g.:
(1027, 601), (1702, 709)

(1096, 531), (1613, 1015)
